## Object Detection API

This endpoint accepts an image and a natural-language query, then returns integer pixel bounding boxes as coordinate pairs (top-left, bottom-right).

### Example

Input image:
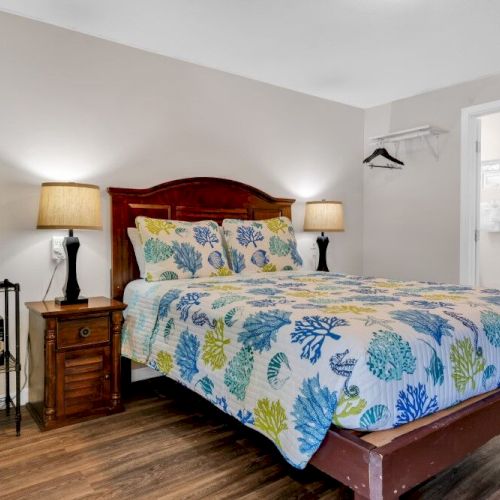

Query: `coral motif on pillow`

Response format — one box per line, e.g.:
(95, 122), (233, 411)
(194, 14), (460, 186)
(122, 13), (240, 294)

(135, 217), (232, 281)
(222, 217), (303, 274)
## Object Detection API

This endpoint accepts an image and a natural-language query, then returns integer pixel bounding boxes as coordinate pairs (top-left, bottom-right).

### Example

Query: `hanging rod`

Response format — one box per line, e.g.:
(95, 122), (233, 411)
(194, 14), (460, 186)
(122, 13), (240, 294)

(370, 125), (447, 144)
(367, 163), (403, 170)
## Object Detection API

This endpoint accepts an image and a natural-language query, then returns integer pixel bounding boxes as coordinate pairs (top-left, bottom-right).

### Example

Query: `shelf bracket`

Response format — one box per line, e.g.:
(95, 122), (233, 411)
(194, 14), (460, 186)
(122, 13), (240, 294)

(424, 134), (441, 160)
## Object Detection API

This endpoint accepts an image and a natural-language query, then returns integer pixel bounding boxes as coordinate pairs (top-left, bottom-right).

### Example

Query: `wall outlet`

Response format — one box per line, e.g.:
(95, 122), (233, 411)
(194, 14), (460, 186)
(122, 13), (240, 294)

(52, 236), (66, 261)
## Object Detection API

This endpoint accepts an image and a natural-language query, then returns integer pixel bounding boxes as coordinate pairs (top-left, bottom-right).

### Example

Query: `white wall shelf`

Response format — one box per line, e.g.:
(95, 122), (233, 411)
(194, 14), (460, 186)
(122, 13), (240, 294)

(370, 125), (448, 160)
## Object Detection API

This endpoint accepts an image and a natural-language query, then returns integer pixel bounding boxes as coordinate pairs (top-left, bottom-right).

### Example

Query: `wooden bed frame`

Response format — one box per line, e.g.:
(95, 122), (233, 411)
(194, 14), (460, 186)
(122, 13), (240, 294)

(108, 177), (500, 500)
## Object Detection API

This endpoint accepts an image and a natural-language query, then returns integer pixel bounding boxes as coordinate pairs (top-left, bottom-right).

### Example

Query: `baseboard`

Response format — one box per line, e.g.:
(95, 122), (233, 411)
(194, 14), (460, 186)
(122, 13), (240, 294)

(0, 387), (29, 408)
(131, 366), (162, 383)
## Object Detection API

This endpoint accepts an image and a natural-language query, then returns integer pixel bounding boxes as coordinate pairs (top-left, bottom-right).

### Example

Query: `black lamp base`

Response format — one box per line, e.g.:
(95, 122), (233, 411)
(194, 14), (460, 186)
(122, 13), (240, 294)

(316, 232), (330, 272)
(55, 296), (88, 306)
(58, 229), (87, 306)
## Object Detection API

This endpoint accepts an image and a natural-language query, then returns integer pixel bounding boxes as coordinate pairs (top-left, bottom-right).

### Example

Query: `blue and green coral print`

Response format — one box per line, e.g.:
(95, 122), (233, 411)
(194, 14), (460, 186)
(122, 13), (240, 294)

(222, 217), (303, 274)
(122, 270), (500, 468)
(135, 216), (232, 281)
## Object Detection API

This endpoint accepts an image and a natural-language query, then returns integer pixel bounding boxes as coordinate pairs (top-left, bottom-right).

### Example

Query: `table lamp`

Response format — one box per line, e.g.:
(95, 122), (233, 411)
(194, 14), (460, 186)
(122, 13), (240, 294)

(304, 200), (344, 272)
(37, 182), (102, 305)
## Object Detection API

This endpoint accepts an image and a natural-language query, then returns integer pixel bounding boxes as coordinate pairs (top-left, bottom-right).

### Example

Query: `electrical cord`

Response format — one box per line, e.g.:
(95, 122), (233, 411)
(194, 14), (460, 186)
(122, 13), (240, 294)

(21, 335), (30, 393)
(43, 259), (62, 302)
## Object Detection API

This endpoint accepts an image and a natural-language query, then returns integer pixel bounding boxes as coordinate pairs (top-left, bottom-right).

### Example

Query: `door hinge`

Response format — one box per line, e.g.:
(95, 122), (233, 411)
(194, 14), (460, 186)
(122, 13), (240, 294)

(476, 140), (481, 154)
(475, 229), (480, 242)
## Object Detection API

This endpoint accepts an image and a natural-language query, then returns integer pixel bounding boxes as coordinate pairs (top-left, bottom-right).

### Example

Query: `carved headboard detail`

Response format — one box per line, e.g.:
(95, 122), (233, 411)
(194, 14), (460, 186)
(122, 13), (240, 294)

(107, 177), (295, 300)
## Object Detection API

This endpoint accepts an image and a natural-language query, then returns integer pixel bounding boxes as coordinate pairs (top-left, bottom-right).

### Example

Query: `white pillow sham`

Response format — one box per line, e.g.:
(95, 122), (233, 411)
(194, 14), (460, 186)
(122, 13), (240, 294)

(127, 227), (146, 278)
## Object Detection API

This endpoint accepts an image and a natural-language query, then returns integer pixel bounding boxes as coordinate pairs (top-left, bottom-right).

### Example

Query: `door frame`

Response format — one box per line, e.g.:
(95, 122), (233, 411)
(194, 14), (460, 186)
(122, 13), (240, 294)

(460, 99), (500, 286)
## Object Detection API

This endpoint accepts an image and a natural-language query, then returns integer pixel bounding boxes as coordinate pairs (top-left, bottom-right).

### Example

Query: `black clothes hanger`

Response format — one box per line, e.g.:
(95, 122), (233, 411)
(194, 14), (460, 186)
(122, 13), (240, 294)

(367, 162), (402, 170)
(363, 147), (404, 166)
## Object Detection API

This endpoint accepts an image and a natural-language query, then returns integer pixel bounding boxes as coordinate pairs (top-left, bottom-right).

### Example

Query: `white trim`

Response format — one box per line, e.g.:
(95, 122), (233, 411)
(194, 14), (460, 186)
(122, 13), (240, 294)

(460, 99), (500, 286)
(460, 112), (480, 286)
(0, 387), (29, 408)
(131, 366), (162, 383)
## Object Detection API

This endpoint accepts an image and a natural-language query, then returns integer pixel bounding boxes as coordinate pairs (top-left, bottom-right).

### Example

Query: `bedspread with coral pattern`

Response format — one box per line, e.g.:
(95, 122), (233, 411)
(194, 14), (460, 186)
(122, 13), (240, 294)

(122, 271), (500, 468)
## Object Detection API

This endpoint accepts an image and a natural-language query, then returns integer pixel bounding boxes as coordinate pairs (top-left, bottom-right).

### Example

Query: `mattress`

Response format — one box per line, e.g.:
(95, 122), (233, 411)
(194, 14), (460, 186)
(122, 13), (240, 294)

(122, 271), (500, 468)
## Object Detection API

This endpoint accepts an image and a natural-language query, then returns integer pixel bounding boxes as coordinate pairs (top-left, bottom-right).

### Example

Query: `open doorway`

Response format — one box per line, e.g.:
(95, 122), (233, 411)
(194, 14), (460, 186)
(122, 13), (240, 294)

(461, 100), (500, 287)
(478, 113), (500, 288)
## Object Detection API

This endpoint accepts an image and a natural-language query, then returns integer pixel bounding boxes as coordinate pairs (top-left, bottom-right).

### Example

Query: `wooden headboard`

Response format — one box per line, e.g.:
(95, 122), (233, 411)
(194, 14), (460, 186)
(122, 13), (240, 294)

(107, 177), (295, 300)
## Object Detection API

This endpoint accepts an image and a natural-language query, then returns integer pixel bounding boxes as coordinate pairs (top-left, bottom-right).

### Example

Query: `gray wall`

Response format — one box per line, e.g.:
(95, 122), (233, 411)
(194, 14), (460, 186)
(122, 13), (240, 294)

(364, 75), (500, 283)
(0, 13), (364, 398)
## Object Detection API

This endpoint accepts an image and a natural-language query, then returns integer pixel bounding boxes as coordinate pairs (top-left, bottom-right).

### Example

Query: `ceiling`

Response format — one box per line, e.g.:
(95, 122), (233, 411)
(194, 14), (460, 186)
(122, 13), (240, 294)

(1, 0), (500, 108)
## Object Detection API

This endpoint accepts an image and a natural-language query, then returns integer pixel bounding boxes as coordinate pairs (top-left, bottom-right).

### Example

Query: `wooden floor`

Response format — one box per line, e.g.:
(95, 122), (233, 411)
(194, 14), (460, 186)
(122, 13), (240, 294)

(1, 379), (499, 500)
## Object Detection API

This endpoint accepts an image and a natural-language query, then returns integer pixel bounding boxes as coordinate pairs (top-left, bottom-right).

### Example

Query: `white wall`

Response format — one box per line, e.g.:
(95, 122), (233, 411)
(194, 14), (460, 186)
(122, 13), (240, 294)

(0, 12), (364, 394)
(479, 112), (500, 288)
(364, 75), (500, 284)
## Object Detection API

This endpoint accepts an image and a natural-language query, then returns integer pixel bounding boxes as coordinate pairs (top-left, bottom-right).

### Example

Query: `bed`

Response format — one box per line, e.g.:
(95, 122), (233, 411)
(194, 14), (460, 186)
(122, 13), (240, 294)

(108, 177), (500, 499)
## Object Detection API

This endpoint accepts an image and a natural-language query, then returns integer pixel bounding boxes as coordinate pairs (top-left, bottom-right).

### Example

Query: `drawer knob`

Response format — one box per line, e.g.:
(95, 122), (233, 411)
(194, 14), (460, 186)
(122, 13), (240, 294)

(79, 326), (92, 338)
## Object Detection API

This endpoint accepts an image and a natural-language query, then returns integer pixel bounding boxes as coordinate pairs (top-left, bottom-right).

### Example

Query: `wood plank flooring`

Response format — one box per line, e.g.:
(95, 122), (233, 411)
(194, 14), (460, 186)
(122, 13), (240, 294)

(0, 378), (499, 500)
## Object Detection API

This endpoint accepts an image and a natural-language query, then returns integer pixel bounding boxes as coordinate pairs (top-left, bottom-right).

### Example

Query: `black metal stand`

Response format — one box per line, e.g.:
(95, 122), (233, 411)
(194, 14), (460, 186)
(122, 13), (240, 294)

(56, 229), (88, 306)
(1, 279), (21, 436)
(316, 232), (330, 272)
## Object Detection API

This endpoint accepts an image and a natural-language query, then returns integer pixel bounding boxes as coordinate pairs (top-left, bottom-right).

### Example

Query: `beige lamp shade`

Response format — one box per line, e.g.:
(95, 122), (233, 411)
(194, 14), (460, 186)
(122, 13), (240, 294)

(304, 200), (344, 232)
(37, 182), (102, 230)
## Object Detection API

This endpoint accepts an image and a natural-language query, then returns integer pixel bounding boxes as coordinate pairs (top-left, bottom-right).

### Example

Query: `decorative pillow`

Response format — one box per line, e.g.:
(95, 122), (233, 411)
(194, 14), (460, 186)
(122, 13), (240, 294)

(135, 217), (232, 281)
(127, 227), (146, 278)
(222, 217), (303, 274)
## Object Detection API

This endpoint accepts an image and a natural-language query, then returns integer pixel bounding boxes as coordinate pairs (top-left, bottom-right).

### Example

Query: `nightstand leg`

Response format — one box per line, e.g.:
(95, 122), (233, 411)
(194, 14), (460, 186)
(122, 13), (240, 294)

(111, 311), (123, 409)
(44, 318), (57, 423)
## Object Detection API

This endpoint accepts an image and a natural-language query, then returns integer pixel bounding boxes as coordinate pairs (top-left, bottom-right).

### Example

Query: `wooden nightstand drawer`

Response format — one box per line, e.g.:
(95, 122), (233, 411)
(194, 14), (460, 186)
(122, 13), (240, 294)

(58, 314), (109, 349)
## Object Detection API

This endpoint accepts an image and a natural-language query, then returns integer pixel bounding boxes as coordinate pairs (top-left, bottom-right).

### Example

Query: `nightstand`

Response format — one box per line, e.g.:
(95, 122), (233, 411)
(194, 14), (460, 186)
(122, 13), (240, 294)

(25, 297), (126, 430)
